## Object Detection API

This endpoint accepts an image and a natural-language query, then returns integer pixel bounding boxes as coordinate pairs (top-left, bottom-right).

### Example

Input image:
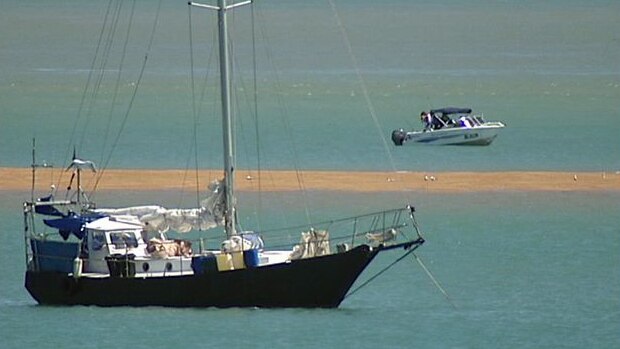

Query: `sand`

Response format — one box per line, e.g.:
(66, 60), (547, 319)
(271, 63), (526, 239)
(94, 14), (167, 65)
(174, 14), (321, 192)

(1, 167), (619, 193)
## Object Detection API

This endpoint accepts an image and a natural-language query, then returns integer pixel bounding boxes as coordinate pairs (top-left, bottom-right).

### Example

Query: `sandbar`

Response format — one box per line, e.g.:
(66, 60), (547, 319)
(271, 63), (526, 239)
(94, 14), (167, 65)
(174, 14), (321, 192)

(1, 167), (619, 193)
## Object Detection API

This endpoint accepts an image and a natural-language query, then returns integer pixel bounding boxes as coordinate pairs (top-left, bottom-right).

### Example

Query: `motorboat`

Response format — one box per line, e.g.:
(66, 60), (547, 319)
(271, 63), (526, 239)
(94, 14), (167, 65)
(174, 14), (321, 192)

(392, 107), (505, 146)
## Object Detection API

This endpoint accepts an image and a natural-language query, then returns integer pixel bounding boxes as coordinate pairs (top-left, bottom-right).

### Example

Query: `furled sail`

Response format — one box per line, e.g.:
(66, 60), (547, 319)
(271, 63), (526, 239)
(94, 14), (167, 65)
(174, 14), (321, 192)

(94, 180), (226, 233)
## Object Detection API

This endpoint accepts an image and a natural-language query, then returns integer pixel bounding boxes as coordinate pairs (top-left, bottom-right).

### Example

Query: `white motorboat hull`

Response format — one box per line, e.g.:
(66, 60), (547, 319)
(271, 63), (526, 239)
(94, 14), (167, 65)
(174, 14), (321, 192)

(394, 123), (504, 146)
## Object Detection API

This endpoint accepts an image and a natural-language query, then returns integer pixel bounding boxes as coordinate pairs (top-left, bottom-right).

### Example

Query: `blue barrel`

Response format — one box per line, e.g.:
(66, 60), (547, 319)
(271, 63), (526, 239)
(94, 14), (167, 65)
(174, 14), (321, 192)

(192, 254), (218, 275)
(243, 249), (260, 268)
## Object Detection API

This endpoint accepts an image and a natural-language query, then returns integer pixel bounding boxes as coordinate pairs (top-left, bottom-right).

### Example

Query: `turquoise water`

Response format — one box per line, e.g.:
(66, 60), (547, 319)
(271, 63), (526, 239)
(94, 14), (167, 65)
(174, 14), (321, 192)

(1, 1), (620, 348)
(1, 0), (619, 171)
(1, 190), (619, 348)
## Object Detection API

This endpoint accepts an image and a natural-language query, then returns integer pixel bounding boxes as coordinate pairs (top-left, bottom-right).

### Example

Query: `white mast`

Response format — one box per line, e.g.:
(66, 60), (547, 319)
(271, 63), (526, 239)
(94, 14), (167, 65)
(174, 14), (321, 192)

(189, 0), (251, 237)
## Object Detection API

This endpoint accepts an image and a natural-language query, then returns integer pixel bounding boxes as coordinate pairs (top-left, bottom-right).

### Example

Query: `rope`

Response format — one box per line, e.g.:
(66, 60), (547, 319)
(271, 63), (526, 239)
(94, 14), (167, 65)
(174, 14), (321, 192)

(408, 207), (456, 309)
(412, 252), (458, 309)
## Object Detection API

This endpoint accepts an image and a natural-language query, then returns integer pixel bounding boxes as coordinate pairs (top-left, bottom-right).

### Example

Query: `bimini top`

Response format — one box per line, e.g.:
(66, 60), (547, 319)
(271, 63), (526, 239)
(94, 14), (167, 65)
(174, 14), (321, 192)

(430, 107), (472, 115)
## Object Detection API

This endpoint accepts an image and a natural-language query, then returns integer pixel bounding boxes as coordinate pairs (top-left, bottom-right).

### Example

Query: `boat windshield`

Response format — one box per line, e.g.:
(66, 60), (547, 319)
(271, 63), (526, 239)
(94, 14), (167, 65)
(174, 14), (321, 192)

(109, 232), (139, 249)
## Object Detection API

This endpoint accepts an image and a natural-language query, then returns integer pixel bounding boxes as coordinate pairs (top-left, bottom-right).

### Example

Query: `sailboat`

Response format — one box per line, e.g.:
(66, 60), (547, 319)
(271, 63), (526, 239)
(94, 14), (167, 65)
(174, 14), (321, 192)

(23, 0), (425, 308)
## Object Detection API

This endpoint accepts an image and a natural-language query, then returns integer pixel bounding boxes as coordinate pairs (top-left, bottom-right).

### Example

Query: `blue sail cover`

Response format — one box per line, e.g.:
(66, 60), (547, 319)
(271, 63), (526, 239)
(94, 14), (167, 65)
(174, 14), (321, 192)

(430, 107), (472, 115)
(44, 213), (106, 240)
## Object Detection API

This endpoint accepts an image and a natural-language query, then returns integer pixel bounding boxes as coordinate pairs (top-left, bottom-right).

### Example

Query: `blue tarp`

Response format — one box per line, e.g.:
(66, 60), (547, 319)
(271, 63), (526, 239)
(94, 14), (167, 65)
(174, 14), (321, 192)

(44, 213), (106, 240)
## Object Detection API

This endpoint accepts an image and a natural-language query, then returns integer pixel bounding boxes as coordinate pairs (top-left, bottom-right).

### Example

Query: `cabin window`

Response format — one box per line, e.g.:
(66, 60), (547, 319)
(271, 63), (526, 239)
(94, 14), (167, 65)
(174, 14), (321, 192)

(110, 232), (139, 249)
(92, 231), (105, 251)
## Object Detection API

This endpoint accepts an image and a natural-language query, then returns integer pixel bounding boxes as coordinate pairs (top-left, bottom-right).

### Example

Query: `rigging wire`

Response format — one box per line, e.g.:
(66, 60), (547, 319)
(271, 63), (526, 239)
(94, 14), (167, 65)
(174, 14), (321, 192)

(183, 10), (218, 208)
(227, 5), (243, 233)
(326, 0), (413, 206)
(224, 5), (263, 231)
(188, 4), (202, 210)
(230, 5), (269, 233)
(78, 0), (125, 153)
(326, 0), (397, 167)
(251, 3), (263, 230)
(327, 1), (456, 307)
(199, 29), (219, 187)
(251, 4), (313, 227)
(91, 0), (164, 194)
(98, 0), (138, 171)
(58, 0), (116, 194)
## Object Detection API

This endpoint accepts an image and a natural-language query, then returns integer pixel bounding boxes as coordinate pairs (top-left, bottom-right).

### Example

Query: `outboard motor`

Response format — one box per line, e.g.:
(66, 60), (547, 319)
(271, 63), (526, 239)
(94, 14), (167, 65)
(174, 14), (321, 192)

(391, 129), (406, 146)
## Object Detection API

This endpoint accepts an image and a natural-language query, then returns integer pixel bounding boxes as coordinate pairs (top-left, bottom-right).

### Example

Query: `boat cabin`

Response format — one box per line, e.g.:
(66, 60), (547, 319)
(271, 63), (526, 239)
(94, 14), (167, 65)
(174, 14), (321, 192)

(83, 216), (193, 276)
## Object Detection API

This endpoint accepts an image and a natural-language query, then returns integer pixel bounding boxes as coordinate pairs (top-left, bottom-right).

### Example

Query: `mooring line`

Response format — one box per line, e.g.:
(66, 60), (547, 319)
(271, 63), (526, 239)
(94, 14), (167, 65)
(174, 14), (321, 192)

(412, 253), (458, 309)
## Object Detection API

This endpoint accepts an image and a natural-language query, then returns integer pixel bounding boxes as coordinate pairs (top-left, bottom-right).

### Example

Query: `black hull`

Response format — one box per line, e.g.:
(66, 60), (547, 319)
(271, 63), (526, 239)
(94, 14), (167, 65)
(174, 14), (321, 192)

(26, 245), (379, 308)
